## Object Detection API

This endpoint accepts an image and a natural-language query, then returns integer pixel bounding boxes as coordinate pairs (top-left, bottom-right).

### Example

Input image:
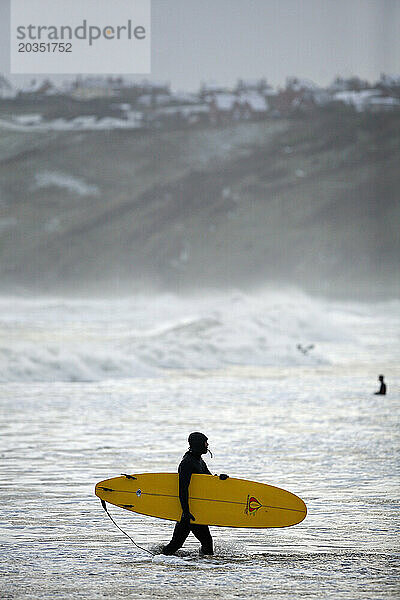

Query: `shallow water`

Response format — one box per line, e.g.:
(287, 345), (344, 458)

(1, 295), (399, 599)
(1, 372), (399, 599)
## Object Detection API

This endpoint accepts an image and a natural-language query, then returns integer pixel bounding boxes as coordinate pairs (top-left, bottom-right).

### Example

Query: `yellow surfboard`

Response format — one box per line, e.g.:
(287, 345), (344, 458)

(95, 473), (307, 528)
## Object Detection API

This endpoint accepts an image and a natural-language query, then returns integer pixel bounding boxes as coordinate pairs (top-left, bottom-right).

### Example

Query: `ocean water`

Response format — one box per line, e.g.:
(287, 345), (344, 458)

(0, 292), (399, 599)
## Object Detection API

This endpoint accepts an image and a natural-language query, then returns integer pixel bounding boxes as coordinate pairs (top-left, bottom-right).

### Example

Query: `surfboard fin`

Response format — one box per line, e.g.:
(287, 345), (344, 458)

(121, 473), (137, 480)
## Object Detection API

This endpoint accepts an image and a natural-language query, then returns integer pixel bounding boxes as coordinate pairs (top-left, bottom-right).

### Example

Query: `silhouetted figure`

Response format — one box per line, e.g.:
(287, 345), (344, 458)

(374, 375), (386, 395)
(161, 432), (229, 556)
(162, 432), (214, 556)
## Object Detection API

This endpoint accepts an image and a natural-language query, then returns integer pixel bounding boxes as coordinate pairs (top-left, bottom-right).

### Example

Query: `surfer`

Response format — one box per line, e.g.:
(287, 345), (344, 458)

(162, 432), (226, 556)
(374, 374), (387, 395)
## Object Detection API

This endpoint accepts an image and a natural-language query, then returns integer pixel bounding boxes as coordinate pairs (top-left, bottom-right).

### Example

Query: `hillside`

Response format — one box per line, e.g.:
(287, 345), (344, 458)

(0, 110), (399, 299)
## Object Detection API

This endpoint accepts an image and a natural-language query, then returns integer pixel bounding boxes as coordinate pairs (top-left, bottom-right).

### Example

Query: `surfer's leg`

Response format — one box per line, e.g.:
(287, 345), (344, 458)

(162, 521), (190, 555)
(191, 524), (213, 555)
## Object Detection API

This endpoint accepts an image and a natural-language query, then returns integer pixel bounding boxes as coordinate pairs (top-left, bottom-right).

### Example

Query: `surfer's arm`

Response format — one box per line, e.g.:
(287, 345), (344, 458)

(178, 469), (191, 513)
(178, 466), (195, 521)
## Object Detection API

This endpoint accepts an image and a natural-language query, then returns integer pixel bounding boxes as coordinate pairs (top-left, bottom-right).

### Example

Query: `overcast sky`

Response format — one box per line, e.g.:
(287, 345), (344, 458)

(1, 0), (399, 90)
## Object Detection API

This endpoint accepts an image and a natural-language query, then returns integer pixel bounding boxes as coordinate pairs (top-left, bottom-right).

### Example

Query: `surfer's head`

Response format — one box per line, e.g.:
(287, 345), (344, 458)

(188, 431), (209, 456)
(379, 374), (384, 382)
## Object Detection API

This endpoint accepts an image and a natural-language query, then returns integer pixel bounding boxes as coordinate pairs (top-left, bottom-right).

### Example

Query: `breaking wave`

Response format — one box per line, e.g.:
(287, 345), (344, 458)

(0, 291), (397, 382)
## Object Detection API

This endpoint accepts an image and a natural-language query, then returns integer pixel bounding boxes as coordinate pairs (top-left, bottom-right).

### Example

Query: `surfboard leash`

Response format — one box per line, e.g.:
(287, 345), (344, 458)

(100, 499), (155, 556)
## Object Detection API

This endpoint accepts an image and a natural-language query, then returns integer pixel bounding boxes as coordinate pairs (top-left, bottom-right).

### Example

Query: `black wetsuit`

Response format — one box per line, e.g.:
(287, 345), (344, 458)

(162, 450), (213, 555)
(376, 381), (387, 395)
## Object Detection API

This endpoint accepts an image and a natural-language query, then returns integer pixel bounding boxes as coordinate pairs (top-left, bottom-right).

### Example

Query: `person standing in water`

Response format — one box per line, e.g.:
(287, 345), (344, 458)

(374, 375), (387, 395)
(162, 432), (228, 556)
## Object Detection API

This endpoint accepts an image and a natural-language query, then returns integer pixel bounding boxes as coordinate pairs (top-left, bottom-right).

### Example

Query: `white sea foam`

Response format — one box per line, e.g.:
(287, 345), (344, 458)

(0, 115), (141, 132)
(0, 292), (398, 382)
(33, 171), (99, 197)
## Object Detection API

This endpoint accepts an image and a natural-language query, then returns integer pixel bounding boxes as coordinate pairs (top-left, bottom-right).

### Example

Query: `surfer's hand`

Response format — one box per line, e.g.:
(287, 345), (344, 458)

(219, 474), (229, 480)
(181, 511), (195, 523)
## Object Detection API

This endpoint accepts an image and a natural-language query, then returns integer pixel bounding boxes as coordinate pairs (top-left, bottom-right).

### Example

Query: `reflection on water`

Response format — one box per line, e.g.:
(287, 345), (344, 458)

(1, 371), (399, 599)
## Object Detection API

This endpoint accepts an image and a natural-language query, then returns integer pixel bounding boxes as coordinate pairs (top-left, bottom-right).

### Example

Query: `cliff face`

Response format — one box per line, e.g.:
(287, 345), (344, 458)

(0, 111), (399, 299)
